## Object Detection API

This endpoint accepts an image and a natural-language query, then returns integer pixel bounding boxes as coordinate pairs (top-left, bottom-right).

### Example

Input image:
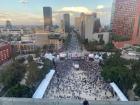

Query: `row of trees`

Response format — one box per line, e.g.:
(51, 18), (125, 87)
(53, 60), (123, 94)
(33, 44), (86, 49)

(0, 55), (53, 97)
(112, 34), (130, 42)
(101, 52), (140, 99)
(83, 39), (115, 51)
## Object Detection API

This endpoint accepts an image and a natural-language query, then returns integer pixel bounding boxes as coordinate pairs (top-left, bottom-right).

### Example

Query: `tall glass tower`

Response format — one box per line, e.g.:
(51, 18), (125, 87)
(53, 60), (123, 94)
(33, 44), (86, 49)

(43, 7), (52, 31)
(63, 14), (70, 33)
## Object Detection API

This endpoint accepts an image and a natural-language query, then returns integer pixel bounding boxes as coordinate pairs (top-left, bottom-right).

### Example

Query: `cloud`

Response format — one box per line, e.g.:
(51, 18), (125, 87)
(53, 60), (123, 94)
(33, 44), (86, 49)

(19, 0), (28, 4)
(95, 7), (112, 25)
(58, 7), (92, 14)
(0, 10), (43, 25)
(96, 5), (105, 9)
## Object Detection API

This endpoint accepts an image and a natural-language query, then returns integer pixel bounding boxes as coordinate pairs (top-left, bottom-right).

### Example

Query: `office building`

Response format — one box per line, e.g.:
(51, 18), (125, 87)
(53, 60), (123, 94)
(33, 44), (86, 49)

(79, 13), (101, 41)
(63, 14), (70, 33)
(111, 0), (140, 48)
(0, 28), (24, 36)
(75, 17), (81, 31)
(111, 0), (137, 37)
(5, 20), (12, 29)
(80, 13), (86, 39)
(20, 32), (63, 50)
(132, 0), (140, 43)
(43, 7), (52, 31)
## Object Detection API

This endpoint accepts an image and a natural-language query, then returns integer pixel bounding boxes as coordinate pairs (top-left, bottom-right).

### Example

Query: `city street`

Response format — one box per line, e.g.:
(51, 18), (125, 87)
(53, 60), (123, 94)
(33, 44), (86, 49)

(66, 31), (81, 53)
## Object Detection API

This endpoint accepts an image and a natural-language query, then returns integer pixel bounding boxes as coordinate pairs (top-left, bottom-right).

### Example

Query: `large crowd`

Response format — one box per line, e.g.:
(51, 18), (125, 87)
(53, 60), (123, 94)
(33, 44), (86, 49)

(44, 59), (116, 100)
(44, 31), (116, 100)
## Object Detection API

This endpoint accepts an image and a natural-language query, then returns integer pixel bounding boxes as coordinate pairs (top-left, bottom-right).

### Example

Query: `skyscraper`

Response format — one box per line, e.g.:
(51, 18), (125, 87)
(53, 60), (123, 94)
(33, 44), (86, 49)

(111, 0), (137, 37)
(132, 0), (140, 43)
(43, 7), (52, 31)
(6, 20), (12, 29)
(75, 17), (81, 30)
(63, 14), (70, 33)
(80, 13), (85, 39)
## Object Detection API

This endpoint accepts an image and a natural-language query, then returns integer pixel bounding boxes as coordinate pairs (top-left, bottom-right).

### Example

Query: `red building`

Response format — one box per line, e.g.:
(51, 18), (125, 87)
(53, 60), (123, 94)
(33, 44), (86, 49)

(0, 42), (12, 65)
(132, 0), (140, 44)
(111, 0), (137, 36)
(111, 0), (140, 48)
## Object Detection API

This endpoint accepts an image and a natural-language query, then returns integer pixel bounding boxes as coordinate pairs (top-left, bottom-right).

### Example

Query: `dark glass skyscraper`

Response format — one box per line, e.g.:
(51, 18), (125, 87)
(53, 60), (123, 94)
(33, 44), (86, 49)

(43, 7), (52, 31)
(64, 14), (70, 33)
(6, 20), (12, 29)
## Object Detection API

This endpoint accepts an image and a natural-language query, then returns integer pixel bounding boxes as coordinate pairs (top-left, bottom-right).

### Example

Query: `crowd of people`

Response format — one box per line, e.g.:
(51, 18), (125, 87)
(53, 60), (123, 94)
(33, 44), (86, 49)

(44, 59), (116, 100)
(44, 31), (116, 100)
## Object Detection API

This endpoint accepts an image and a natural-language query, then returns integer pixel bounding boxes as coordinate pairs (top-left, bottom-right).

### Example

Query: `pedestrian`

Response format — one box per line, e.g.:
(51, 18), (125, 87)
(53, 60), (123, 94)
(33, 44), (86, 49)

(83, 99), (89, 105)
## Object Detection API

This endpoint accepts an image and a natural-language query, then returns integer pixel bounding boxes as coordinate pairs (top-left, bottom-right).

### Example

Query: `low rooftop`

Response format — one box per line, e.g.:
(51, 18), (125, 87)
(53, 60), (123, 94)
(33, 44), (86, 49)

(0, 41), (9, 47)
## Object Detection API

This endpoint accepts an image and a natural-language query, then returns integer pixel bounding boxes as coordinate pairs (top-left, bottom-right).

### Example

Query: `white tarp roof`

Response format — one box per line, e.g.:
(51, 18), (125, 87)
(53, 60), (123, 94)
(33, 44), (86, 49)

(99, 56), (103, 60)
(88, 54), (94, 58)
(95, 54), (99, 59)
(110, 82), (128, 101)
(59, 53), (67, 58)
(73, 64), (79, 69)
(32, 69), (55, 99)
(44, 53), (55, 61)
(128, 52), (136, 56)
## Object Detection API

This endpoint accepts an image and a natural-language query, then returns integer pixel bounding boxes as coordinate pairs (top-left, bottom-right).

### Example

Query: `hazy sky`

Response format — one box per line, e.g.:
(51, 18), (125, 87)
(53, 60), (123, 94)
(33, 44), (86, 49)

(0, 0), (113, 25)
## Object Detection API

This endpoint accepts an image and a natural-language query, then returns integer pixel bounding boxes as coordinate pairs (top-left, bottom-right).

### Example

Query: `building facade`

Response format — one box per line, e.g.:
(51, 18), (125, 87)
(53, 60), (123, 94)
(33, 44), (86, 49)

(132, 0), (140, 43)
(75, 17), (81, 31)
(111, 0), (140, 48)
(78, 13), (101, 41)
(11, 41), (36, 54)
(0, 29), (24, 36)
(20, 32), (64, 51)
(64, 14), (70, 33)
(111, 0), (137, 37)
(43, 7), (52, 31)
(0, 42), (12, 65)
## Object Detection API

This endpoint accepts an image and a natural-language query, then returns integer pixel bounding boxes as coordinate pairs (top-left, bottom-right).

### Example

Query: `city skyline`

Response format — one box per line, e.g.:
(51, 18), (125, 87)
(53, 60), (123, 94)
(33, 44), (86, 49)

(0, 0), (113, 25)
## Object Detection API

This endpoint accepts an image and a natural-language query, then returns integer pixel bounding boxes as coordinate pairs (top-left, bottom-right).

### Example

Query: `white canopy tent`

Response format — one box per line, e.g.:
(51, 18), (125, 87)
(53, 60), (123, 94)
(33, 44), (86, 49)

(88, 54), (94, 59)
(128, 52), (136, 56)
(32, 70), (55, 99)
(44, 53), (55, 61)
(99, 56), (103, 60)
(94, 54), (99, 59)
(73, 64), (79, 69)
(110, 82), (128, 101)
(59, 53), (67, 58)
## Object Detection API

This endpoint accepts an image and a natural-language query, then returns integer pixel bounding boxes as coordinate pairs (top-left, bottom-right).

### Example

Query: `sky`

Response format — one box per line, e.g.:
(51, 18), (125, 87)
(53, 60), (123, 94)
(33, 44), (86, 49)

(0, 0), (113, 26)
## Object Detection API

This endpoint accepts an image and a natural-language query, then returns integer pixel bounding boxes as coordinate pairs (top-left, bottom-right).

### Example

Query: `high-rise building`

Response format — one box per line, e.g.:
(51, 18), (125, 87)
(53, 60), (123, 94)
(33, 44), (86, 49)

(84, 14), (101, 40)
(63, 14), (70, 33)
(6, 20), (12, 29)
(79, 13), (101, 40)
(132, 0), (140, 43)
(75, 17), (81, 31)
(80, 13), (85, 39)
(111, 0), (137, 37)
(43, 7), (52, 31)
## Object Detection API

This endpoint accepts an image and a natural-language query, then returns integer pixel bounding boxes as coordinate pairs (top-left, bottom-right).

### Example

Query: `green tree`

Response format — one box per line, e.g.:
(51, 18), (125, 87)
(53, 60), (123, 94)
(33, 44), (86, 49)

(42, 58), (53, 76)
(34, 47), (41, 57)
(0, 61), (26, 88)
(27, 55), (33, 63)
(6, 84), (33, 98)
(26, 61), (41, 88)
(104, 42), (114, 51)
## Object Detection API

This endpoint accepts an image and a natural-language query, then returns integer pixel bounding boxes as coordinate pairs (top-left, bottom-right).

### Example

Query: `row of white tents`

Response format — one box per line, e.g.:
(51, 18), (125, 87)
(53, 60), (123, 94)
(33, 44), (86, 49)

(44, 52), (109, 61)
